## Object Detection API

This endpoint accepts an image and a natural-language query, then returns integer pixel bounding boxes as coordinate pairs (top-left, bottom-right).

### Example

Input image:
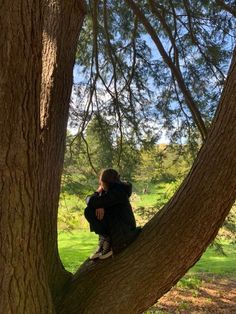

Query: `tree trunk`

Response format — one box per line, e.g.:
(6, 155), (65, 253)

(0, 1), (54, 313)
(39, 0), (86, 299)
(57, 50), (236, 313)
(0, 0), (86, 312)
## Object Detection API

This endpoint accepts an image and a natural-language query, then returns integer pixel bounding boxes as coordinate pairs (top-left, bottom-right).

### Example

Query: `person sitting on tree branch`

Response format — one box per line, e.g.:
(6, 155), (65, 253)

(84, 168), (141, 260)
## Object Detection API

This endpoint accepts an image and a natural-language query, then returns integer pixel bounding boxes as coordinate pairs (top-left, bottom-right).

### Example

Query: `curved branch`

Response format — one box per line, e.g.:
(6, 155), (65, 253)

(148, 0), (180, 69)
(81, 132), (98, 175)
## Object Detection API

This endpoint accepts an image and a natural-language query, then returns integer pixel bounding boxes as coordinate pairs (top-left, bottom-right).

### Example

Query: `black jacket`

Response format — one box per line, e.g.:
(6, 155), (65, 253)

(87, 181), (141, 254)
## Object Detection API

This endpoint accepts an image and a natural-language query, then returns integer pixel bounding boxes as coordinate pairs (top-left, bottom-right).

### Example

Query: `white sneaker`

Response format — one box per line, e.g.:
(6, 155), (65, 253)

(89, 250), (102, 260)
(89, 235), (105, 260)
(98, 239), (113, 260)
(98, 249), (113, 259)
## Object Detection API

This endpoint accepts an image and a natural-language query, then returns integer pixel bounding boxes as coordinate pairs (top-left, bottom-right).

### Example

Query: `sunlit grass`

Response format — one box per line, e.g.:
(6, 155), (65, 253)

(58, 230), (97, 273)
(58, 230), (236, 276)
(131, 182), (167, 208)
(188, 241), (236, 276)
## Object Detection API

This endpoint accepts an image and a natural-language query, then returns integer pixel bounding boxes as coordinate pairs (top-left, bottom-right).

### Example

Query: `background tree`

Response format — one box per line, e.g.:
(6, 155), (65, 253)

(85, 114), (114, 170)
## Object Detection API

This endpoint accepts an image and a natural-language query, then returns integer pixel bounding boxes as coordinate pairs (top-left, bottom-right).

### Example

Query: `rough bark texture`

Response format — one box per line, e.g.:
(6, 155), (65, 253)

(0, 1), (54, 313)
(57, 50), (236, 313)
(39, 0), (86, 299)
(0, 0), (86, 312)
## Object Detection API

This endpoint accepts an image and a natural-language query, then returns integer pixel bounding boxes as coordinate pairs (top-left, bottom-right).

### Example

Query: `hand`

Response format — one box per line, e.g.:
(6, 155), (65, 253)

(96, 208), (105, 220)
(96, 185), (103, 193)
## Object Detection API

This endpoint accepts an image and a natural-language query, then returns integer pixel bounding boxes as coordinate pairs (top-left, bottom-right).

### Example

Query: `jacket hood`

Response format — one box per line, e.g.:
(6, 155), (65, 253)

(113, 181), (132, 197)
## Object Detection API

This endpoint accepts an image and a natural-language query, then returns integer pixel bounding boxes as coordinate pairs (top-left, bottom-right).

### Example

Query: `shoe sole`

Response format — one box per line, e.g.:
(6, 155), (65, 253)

(89, 252), (102, 260)
(98, 250), (113, 260)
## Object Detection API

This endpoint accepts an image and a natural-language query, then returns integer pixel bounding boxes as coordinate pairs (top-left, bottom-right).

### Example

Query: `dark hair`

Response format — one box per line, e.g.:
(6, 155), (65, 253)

(99, 168), (121, 187)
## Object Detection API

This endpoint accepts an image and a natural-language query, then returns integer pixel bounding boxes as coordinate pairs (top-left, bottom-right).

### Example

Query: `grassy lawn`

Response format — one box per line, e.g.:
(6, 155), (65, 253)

(189, 241), (236, 276)
(58, 230), (236, 276)
(58, 231), (97, 273)
(131, 182), (168, 208)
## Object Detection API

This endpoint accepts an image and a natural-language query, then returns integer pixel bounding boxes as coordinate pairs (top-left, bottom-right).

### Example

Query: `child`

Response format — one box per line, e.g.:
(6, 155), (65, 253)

(84, 168), (141, 259)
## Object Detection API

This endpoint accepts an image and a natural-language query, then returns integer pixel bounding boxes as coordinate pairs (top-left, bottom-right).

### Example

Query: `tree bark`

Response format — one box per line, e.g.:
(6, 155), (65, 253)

(0, 0), (86, 312)
(0, 1), (54, 313)
(39, 0), (86, 299)
(57, 49), (236, 313)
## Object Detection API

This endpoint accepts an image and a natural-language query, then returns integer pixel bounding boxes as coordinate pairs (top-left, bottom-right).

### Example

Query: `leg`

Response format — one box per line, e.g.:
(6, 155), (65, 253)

(84, 206), (109, 236)
(84, 207), (113, 259)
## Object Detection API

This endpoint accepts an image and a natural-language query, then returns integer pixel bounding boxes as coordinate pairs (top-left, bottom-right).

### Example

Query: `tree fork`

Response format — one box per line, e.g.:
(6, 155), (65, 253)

(57, 50), (236, 313)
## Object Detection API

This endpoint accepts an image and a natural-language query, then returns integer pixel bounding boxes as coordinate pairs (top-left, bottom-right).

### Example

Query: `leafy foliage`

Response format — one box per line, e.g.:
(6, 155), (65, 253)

(70, 0), (235, 153)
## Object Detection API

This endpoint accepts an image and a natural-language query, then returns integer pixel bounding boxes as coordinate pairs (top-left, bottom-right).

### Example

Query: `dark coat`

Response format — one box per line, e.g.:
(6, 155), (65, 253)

(87, 181), (141, 254)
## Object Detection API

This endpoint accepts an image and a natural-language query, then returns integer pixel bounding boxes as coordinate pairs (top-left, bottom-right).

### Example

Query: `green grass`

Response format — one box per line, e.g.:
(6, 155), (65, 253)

(58, 231), (236, 276)
(188, 241), (236, 276)
(60, 193), (83, 211)
(132, 193), (161, 208)
(132, 182), (167, 208)
(58, 231), (97, 273)
(177, 276), (202, 290)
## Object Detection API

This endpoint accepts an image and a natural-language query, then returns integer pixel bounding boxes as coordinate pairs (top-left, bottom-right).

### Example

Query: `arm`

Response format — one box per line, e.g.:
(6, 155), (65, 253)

(85, 192), (99, 205)
(85, 185), (104, 205)
(87, 188), (124, 209)
(85, 191), (106, 220)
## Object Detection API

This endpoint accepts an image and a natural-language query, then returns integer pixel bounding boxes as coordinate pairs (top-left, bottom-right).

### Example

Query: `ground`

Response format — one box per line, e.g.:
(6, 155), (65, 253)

(147, 274), (236, 314)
